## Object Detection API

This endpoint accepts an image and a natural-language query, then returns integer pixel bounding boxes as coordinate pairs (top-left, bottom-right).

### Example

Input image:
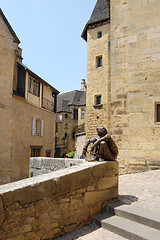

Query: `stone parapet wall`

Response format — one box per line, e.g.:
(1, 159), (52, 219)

(0, 161), (118, 240)
(29, 157), (87, 176)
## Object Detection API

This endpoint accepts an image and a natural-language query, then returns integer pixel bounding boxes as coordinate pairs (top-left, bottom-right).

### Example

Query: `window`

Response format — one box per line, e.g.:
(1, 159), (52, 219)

(73, 109), (78, 120)
(32, 117), (44, 136)
(46, 150), (51, 157)
(156, 104), (160, 122)
(98, 32), (102, 38)
(65, 123), (68, 129)
(55, 137), (58, 146)
(97, 56), (102, 67)
(56, 123), (58, 133)
(96, 95), (102, 105)
(81, 108), (85, 119)
(108, 41), (111, 49)
(65, 133), (68, 139)
(72, 131), (76, 140)
(65, 113), (68, 118)
(30, 146), (42, 157)
(28, 74), (40, 97)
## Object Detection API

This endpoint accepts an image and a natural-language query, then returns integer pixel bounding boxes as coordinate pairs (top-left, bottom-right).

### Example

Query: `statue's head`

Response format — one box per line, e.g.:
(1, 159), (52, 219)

(97, 127), (108, 137)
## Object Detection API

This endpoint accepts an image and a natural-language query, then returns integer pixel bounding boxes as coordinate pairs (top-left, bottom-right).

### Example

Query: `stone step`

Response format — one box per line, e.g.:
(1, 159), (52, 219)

(56, 223), (126, 240)
(107, 201), (160, 230)
(101, 215), (160, 240)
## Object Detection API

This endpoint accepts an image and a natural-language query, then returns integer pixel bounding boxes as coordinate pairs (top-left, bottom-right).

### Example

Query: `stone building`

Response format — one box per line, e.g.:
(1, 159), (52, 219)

(82, 0), (160, 173)
(0, 9), (59, 185)
(56, 80), (86, 157)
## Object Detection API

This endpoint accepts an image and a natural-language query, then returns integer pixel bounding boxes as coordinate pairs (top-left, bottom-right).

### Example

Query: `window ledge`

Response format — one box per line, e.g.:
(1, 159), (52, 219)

(93, 104), (103, 109)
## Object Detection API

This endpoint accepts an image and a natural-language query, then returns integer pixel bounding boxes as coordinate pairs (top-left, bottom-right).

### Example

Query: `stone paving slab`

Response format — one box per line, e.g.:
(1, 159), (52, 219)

(56, 223), (126, 240)
(119, 170), (160, 212)
(56, 170), (160, 239)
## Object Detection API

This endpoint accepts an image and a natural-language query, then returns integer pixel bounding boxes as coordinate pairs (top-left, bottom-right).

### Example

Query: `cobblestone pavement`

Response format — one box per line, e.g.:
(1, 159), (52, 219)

(56, 170), (160, 240)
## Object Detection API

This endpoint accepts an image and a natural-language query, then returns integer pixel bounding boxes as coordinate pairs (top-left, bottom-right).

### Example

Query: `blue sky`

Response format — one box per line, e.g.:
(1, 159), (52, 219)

(1, 0), (97, 93)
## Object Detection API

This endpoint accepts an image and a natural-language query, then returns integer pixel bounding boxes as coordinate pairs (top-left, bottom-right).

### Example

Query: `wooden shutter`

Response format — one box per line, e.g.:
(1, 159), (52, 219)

(32, 117), (36, 135)
(41, 120), (44, 136)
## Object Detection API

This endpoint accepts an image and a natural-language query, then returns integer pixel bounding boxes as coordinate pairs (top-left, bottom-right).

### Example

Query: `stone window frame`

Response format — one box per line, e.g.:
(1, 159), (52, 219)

(155, 102), (160, 124)
(96, 95), (101, 105)
(97, 31), (102, 39)
(93, 95), (103, 108)
(96, 56), (102, 68)
(30, 145), (42, 157)
(28, 74), (40, 97)
(81, 108), (85, 119)
(73, 108), (78, 120)
(32, 117), (44, 136)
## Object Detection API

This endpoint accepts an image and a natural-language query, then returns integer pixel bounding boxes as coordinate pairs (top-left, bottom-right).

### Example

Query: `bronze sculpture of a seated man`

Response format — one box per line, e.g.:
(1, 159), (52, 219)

(83, 127), (118, 161)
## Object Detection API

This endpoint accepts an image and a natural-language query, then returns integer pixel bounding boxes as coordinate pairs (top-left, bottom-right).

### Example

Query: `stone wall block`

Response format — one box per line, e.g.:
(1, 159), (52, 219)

(91, 162), (118, 178)
(84, 187), (118, 206)
(35, 198), (58, 218)
(56, 168), (92, 193)
(2, 179), (57, 205)
(98, 176), (118, 190)
(64, 224), (78, 234)
(147, 159), (160, 166)
(111, 101), (123, 108)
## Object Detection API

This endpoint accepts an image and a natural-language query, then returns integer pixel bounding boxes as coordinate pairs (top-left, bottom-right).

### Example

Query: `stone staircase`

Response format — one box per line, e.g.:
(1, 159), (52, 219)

(94, 201), (160, 240)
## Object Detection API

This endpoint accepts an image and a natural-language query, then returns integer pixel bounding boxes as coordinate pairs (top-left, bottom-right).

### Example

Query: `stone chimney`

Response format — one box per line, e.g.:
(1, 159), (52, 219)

(16, 47), (23, 64)
(81, 79), (86, 91)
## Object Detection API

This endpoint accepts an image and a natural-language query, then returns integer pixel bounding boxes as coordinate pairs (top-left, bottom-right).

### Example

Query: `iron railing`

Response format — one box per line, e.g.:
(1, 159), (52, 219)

(42, 98), (55, 112)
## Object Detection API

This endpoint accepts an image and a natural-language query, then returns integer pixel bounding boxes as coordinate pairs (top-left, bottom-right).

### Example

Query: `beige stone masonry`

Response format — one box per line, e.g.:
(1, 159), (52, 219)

(110, 0), (160, 173)
(0, 161), (118, 240)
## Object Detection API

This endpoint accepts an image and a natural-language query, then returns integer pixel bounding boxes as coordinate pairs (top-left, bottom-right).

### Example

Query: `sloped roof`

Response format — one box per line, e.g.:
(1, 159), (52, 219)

(81, 0), (110, 41)
(20, 63), (59, 94)
(0, 8), (20, 44)
(57, 90), (86, 113)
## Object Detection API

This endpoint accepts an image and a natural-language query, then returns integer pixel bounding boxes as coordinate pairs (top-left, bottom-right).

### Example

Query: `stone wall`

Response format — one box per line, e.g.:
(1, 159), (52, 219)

(0, 13), (19, 185)
(84, 0), (160, 174)
(11, 96), (56, 182)
(0, 161), (118, 240)
(110, 0), (160, 173)
(29, 157), (87, 176)
(86, 24), (111, 140)
(76, 133), (86, 157)
(56, 111), (78, 157)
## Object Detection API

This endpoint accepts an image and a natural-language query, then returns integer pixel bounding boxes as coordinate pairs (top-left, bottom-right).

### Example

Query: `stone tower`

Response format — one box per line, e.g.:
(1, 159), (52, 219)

(82, 0), (160, 173)
(82, 0), (111, 140)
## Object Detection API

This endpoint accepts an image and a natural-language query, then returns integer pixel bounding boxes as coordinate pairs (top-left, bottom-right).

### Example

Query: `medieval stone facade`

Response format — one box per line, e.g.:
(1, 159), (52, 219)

(56, 80), (86, 158)
(82, 0), (160, 173)
(0, 9), (59, 184)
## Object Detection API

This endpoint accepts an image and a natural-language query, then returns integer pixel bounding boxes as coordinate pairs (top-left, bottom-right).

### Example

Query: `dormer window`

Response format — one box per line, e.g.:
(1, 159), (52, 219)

(28, 74), (40, 97)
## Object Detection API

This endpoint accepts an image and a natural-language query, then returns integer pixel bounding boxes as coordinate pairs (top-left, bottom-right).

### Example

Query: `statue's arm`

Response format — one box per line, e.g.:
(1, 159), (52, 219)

(90, 134), (110, 152)
(83, 138), (97, 156)
(91, 134), (118, 155)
